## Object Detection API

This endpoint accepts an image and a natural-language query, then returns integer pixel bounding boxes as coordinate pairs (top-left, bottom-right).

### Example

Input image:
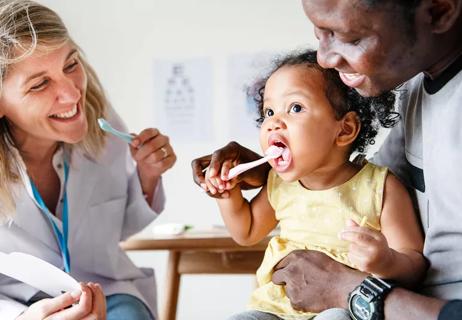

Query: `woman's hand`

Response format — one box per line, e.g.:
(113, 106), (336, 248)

(130, 128), (176, 202)
(191, 141), (270, 198)
(17, 282), (106, 320)
(86, 282), (106, 320)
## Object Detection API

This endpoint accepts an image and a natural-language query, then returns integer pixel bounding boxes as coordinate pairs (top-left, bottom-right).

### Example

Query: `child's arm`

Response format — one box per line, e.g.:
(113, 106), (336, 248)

(216, 184), (278, 246)
(341, 173), (427, 288)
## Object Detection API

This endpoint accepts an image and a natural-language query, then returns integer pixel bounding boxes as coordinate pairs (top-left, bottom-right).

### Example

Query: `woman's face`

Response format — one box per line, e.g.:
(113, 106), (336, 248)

(0, 43), (88, 148)
(259, 65), (342, 183)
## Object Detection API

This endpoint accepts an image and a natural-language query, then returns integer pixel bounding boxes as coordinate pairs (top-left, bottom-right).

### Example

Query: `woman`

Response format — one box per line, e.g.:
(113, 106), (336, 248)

(0, 1), (176, 319)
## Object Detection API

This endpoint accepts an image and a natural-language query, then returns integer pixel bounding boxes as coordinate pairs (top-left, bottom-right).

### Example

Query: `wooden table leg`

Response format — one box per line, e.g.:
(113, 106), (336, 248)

(162, 251), (180, 320)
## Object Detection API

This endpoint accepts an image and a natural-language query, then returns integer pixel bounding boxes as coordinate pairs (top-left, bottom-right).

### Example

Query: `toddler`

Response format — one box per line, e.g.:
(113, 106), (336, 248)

(204, 49), (426, 320)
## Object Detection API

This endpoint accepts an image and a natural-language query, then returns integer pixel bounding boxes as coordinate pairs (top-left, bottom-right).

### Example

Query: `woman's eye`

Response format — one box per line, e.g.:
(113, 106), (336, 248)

(290, 104), (303, 113)
(263, 108), (274, 118)
(29, 79), (49, 92)
(65, 60), (78, 72)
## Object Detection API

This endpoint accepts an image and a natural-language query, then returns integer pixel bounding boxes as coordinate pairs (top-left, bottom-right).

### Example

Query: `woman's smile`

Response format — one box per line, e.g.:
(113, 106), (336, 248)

(48, 103), (81, 122)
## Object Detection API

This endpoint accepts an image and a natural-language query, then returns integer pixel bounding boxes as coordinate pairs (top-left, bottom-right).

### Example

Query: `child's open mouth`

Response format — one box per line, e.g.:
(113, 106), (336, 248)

(269, 140), (292, 172)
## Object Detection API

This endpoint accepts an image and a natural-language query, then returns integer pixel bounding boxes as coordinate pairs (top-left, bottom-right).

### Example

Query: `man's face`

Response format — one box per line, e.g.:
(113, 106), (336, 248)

(302, 0), (431, 97)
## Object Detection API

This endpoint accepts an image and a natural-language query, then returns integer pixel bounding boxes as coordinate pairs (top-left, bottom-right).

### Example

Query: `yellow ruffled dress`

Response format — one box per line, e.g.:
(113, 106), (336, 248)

(249, 162), (388, 320)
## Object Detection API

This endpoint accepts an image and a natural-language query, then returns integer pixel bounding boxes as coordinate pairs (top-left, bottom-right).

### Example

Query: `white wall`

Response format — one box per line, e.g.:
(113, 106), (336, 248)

(36, 1), (316, 319)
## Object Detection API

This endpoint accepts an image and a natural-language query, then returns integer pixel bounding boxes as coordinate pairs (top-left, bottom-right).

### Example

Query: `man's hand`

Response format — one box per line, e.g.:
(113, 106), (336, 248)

(271, 250), (365, 312)
(191, 141), (270, 198)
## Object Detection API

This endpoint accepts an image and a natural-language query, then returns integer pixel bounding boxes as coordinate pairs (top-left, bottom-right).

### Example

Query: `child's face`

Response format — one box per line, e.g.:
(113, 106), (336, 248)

(259, 65), (343, 182)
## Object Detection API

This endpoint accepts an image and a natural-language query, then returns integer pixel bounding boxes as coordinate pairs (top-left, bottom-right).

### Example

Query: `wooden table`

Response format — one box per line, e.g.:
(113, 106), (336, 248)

(121, 228), (270, 320)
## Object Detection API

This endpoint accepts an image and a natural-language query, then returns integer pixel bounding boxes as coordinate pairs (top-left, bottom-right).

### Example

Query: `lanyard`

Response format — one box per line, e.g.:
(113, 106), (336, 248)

(30, 160), (71, 273)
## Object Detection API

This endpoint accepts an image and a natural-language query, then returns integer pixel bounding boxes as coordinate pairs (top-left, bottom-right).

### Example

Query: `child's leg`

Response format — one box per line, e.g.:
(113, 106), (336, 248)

(228, 310), (283, 320)
(314, 308), (351, 320)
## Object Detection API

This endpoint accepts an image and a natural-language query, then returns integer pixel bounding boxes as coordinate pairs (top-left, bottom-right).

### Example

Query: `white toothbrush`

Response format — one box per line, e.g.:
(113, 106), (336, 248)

(97, 118), (133, 143)
(225, 145), (284, 180)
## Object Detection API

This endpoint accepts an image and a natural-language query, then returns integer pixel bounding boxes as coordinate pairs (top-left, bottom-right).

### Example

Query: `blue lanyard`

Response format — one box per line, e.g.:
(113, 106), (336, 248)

(30, 160), (71, 273)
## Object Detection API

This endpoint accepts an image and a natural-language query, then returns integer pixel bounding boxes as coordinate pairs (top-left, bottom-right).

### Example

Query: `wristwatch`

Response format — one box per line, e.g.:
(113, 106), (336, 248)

(348, 276), (394, 320)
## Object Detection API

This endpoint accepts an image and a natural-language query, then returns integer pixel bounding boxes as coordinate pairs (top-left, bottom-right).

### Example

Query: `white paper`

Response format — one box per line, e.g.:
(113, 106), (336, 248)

(0, 252), (80, 297)
(153, 58), (213, 143)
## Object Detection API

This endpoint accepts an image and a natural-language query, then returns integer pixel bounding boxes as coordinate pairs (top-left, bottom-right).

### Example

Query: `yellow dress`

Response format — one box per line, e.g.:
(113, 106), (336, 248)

(248, 162), (388, 320)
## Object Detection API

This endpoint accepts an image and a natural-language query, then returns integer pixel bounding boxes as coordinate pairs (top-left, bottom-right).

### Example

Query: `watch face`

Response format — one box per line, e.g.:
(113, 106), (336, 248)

(351, 295), (372, 320)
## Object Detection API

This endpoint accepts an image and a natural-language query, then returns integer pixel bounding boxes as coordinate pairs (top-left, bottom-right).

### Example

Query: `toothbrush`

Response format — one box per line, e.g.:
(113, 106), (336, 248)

(225, 145), (284, 180)
(97, 118), (133, 144)
(360, 216), (368, 227)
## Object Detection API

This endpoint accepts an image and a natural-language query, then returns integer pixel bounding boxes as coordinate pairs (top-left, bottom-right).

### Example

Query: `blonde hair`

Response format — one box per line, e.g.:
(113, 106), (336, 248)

(0, 0), (107, 221)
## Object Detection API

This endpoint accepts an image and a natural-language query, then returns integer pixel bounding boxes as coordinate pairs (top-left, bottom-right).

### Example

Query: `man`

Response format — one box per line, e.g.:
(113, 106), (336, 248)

(192, 0), (462, 319)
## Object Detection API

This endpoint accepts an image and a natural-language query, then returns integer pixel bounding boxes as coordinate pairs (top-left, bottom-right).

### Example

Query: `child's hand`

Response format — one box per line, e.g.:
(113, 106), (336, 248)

(191, 142), (270, 198)
(203, 160), (239, 198)
(340, 219), (394, 276)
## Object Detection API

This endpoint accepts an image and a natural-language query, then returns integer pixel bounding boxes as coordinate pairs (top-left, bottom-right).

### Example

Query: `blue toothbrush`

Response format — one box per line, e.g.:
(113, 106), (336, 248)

(97, 118), (133, 143)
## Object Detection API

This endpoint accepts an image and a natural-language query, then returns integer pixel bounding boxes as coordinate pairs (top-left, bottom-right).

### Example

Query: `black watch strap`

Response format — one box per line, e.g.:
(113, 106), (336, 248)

(349, 276), (395, 320)
(363, 276), (394, 297)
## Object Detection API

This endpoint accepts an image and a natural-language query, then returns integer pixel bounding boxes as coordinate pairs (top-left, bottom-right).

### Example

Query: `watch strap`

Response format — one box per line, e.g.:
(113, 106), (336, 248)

(349, 276), (395, 320)
(363, 276), (394, 297)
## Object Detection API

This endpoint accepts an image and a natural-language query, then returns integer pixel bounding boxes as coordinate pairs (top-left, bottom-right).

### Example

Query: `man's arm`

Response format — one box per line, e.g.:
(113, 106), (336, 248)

(271, 250), (451, 319)
(385, 288), (445, 319)
(271, 250), (364, 312)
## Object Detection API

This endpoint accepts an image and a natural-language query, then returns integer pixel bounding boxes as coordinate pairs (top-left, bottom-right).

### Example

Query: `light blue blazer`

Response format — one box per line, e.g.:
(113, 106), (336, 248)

(0, 111), (164, 319)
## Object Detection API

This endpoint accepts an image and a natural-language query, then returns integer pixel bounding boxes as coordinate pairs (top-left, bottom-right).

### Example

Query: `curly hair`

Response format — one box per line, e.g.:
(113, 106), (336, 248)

(250, 49), (399, 154)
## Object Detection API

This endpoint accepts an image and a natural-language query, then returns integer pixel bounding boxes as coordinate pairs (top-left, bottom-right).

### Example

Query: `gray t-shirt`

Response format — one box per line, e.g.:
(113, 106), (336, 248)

(373, 56), (462, 300)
